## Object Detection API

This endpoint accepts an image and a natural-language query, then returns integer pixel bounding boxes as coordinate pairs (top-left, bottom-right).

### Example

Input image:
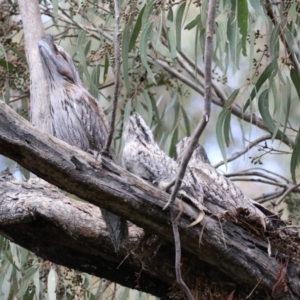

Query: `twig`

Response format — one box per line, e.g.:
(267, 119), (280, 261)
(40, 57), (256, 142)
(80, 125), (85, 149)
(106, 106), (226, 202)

(265, 0), (300, 78)
(163, 0), (216, 210)
(226, 171), (281, 183)
(214, 134), (272, 168)
(230, 178), (287, 188)
(103, 0), (121, 154)
(246, 277), (263, 299)
(254, 190), (285, 203)
(240, 167), (292, 183)
(274, 183), (300, 206)
(170, 205), (194, 300)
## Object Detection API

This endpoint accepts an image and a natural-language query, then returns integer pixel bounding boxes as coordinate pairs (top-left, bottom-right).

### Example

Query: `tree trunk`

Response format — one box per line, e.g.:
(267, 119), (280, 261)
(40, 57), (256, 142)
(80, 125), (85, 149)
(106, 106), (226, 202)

(18, 0), (51, 133)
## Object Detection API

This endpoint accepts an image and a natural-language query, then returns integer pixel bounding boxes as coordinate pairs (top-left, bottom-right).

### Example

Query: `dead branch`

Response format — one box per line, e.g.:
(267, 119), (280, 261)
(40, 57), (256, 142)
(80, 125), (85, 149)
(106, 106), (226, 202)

(1, 101), (300, 298)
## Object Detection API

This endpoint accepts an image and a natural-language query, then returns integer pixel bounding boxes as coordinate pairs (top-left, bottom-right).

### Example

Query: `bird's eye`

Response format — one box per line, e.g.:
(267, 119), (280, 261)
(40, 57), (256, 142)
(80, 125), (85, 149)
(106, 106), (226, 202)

(59, 70), (74, 83)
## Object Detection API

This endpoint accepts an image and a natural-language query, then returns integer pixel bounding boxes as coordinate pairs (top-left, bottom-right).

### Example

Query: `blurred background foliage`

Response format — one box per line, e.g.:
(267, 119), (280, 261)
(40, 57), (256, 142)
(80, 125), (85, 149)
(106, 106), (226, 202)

(1, 0), (300, 298)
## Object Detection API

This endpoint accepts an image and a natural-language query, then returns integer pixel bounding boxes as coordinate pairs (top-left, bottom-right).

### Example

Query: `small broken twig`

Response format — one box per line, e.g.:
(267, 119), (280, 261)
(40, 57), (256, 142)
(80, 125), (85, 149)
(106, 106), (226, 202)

(274, 183), (300, 206)
(214, 134), (272, 168)
(170, 205), (194, 300)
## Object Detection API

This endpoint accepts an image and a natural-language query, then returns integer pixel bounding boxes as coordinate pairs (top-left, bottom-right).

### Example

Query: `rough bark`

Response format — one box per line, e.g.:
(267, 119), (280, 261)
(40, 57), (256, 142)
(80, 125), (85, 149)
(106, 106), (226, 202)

(0, 175), (171, 298)
(1, 101), (300, 299)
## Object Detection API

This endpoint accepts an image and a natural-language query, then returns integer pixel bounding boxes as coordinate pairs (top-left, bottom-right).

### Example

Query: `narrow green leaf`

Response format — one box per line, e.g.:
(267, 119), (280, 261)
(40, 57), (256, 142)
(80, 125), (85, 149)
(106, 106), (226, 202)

(243, 62), (276, 111)
(291, 125), (300, 183)
(288, 3), (299, 24)
(6, 247), (20, 271)
(216, 109), (231, 166)
(180, 106), (191, 136)
(170, 127), (178, 158)
(237, 0), (248, 56)
(143, 91), (153, 124)
(290, 68), (300, 100)
(47, 268), (58, 300)
(76, 35), (100, 95)
(77, 30), (98, 92)
(4, 84), (10, 104)
(149, 92), (160, 126)
(152, 15), (173, 58)
(0, 262), (12, 300)
(129, 5), (146, 52)
(249, 0), (267, 17)
(258, 89), (288, 142)
(172, 97), (180, 130)
(224, 89), (240, 108)
(122, 24), (131, 94)
(176, 2), (186, 51)
(224, 111), (231, 146)
(90, 65), (100, 98)
(283, 78), (291, 138)
(0, 59), (14, 70)
(270, 79), (279, 115)
(53, 0), (58, 20)
(84, 40), (92, 56)
(184, 15), (200, 30)
(166, 20), (177, 58)
(270, 24), (280, 60)
(194, 20), (200, 70)
(167, 7), (174, 21)
(142, 0), (155, 26)
(103, 54), (109, 83)
(18, 266), (40, 298)
(118, 99), (132, 154)
(136, 96), (147, 117)
(0, 43), (7, 61)
(23, 287), (36, 300)
(10, 47), (27, 61)
(140, 22), (156, 84)
(258, 89), (275, 133)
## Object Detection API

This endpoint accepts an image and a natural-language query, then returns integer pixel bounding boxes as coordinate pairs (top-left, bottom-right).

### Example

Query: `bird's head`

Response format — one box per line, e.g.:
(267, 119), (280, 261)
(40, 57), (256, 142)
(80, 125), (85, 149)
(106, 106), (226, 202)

(176, 137), (210, 165)
(124, 113), (156, 145)
(38, 35), (82, 88)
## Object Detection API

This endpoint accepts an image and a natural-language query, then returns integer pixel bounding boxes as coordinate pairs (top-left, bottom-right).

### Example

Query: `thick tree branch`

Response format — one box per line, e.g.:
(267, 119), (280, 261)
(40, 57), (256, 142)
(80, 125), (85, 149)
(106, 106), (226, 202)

(1, 102), (300, 298)
(0, 175), (170, 298)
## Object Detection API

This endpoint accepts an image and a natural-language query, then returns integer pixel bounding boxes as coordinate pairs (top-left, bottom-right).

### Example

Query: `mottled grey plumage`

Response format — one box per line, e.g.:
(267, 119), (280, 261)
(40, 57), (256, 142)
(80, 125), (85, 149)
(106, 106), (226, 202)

(176, 137), (211, 165)
(38, 36), (109, 152)
(176, 137), (266, 219)
(122, 113), (205, 214)
(38, 36), (128, 250)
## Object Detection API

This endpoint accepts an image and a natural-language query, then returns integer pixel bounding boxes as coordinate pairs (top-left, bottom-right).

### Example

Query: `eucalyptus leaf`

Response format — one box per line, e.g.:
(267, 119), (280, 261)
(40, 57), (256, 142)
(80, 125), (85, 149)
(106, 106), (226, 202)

(129, 5), (146, 52)
(291, 125), (300, 183)
(122, 24), (131, 94)
(47, 268), (58, 300)
(237, 0), (248, 56)
(140, 22), (156, 84)
(243, 62), (276, 111)
(176, 2), (186, 51)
